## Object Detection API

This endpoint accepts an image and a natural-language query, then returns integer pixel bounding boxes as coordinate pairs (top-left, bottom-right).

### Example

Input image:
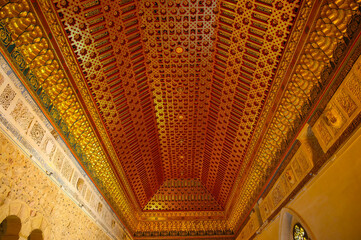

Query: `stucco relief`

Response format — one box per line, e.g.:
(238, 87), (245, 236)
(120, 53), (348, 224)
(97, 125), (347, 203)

(258, 145), (314, 221)
(0, 84), (16, 110)
(0, 131), (110, 240)
(0, 54), (128, 239)
(10, 99), (34, 132)
(313, 56), (361, 152)
(29, 121), (45, 146)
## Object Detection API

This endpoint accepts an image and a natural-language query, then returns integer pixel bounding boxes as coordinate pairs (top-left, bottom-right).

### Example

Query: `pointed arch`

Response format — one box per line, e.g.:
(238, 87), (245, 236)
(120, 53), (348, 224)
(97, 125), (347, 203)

(0, 200), (50, 239)
(279, 208), (315, 240)
(27, 229), (43, 240)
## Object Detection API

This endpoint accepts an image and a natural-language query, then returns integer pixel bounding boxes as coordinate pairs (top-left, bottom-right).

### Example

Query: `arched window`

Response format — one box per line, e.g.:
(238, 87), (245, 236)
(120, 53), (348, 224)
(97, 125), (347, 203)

(0, 215), (21, 240)
(28, 229), (43, 240)
(293, 223), (309, 240)
(280, 208), (314, 240)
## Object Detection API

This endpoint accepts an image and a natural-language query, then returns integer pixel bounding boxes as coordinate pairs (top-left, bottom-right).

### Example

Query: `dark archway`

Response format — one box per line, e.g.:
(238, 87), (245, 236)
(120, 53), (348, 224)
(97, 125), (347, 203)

(0, 215), (21, 240)
(27, 229), (43, 240)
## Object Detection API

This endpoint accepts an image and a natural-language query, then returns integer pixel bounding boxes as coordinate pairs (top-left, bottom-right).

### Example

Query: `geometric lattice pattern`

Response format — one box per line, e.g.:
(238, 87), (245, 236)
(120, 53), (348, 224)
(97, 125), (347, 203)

(1, 0), (360, 236)
(144, 179), (222, 211)
(53, 0), (301, 210)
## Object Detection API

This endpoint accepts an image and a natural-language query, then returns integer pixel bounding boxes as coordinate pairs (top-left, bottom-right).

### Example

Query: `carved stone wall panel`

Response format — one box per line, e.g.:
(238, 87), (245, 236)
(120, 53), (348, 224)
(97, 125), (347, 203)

(258, 144), (313, 221)
(313, 56), (361, 152)
(0, 54), (128, 239)
(10, 99), (35, 132)
(0, 132), (111, 240)
(0, 84), (16, 110)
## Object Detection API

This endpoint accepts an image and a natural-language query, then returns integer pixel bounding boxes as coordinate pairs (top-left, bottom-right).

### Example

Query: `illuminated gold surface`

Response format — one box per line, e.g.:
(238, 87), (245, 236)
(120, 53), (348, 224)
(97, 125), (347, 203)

(0, 0), (137, 230)
(175, 47), (184, 54)
(0, 0), (360, 237)
(227, 0), (361, 227)
(144, 179), (222, 211)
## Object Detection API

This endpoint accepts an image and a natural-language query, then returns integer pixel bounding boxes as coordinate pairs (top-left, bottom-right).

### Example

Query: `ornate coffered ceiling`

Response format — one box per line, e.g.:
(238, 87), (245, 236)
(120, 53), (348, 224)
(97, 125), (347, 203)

(0, 0), (360, 238)
(52, 0), (302, 212)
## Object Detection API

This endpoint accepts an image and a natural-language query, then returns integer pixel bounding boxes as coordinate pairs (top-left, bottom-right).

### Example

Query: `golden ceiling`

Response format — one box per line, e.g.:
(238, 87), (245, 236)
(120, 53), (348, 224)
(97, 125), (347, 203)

(0, 0), (360, 238)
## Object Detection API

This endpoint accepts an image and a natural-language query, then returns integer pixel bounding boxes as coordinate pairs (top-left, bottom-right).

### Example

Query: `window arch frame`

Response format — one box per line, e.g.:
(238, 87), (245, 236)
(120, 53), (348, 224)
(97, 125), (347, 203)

(279, 208), (315, 240)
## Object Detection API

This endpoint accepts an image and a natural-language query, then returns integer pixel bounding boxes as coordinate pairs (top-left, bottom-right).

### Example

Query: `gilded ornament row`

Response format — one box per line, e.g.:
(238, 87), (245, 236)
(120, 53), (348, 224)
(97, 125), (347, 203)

(313, 55), (361, 152)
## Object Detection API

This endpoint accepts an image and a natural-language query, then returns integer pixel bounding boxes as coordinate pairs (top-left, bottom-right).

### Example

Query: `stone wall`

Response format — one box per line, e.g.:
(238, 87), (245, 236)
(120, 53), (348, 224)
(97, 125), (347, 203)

(0, 130), (111, 240)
